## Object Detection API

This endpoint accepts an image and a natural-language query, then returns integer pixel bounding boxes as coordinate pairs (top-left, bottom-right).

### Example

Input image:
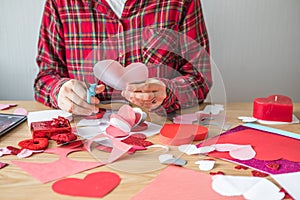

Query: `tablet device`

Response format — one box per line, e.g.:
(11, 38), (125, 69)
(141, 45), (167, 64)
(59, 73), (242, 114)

(0, 113), (27, 137)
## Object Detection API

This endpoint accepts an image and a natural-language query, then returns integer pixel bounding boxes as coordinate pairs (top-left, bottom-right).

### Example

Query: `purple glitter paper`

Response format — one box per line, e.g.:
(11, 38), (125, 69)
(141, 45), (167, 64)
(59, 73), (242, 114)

(197, 125), (300, 175)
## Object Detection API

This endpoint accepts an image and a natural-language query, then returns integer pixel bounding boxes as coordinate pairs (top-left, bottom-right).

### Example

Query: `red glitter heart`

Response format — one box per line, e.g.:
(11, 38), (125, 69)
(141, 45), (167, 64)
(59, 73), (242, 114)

(251, 170), (269, 177)
(121, 133), (152, 147)
(209, 171), (225, 176)
(266, 162), (280, 170)
(234, 165), (248, 170)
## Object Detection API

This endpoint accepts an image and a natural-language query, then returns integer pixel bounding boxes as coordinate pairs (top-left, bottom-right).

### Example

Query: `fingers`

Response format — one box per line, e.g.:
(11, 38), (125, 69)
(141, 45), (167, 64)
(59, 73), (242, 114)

(122, 79), (167, 110)
(57, 80), (101, 115)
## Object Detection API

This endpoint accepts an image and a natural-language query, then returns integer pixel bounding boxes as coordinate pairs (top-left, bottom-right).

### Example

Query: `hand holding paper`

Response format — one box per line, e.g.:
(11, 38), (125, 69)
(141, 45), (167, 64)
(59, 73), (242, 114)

(57, 79), (104, 115)
(122, 78), (167, 110)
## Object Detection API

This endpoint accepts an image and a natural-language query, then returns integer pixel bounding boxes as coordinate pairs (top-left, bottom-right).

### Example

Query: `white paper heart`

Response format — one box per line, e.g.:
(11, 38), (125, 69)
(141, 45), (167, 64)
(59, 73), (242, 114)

(17, 149), (43, 158)
(93, 60), (148, 90)
(178, 144), (215, 155)
(229, 145), (256, 161)
(212, 175), (284, 200)
(159, 154), (186, 166)
(0, 147), (11, 157)
(212, 144), (256, 160)
(159, 154), (174, 163)
(195, 160), (215, 171)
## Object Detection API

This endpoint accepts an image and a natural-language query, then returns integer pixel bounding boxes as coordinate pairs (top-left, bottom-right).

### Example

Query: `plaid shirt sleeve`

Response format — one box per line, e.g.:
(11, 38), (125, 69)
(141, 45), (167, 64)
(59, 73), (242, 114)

(160, 0), (211, 112)
(34, 0), (69, 108)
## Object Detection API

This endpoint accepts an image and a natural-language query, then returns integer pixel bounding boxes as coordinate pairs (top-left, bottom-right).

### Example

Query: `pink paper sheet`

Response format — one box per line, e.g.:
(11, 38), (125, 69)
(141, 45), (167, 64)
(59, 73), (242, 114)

(12, 134), (132, 183)
(131, 166), (243, 200)
(12, 148), (103, 183)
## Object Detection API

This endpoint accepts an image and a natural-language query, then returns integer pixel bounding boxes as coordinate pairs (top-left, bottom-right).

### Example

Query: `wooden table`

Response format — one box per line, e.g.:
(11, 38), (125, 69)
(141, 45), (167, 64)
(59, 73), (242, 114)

(0, 101), (299, 200)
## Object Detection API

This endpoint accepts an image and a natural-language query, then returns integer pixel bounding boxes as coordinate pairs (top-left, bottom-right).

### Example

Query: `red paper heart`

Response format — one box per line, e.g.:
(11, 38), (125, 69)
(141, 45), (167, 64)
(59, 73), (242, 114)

(52, 172), (120, 198)
(253, 95), (293, 122)
(159, 124), (208, 146)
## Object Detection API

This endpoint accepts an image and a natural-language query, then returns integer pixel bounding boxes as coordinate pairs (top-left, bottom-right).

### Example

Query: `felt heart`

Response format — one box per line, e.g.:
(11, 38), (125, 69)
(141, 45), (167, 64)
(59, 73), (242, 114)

(253, 95), (293, 122)
(93, 60), (148, 90)
(52, 171), (120, 198)
(212, 175), (284, 200)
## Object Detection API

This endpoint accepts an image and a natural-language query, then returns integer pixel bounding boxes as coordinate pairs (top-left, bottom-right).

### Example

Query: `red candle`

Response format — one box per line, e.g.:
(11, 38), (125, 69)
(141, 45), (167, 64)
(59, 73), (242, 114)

(253, 94), (293, 122)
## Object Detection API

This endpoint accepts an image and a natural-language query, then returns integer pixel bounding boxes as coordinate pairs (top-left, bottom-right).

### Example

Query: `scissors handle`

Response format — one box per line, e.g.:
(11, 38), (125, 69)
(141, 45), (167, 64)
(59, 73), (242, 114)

(86, 82), (97, 104)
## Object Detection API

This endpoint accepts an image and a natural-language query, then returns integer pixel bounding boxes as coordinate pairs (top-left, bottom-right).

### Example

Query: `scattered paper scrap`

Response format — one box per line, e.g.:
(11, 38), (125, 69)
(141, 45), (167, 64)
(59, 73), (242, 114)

(0, 162), (8, 169)
(0, 147), (11, 156)
(195, 159), (215, 171)
(13, 108), (28, 116)
(17, 149), (43, 158)
(212, 175), (284, 200)
(159, 154), (186, 166)
(52, 171), (120, 198)
(0, 103), (17, 110)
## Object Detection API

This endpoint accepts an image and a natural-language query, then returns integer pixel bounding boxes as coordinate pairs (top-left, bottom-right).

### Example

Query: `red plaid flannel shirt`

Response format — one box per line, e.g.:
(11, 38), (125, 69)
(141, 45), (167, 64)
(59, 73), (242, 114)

(34, 0), (211, 112)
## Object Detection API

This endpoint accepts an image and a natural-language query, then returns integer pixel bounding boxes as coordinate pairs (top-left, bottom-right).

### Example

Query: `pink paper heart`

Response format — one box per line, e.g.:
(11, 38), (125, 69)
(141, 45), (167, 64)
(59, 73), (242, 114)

(93, 60), (148, 90)
(52, 171), (120, 198)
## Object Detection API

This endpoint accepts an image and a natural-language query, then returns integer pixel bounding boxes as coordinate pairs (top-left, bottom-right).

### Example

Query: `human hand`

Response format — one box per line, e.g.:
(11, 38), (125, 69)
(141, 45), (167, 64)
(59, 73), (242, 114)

(121, 78), (167, 110)
(57, 79), (105, 115)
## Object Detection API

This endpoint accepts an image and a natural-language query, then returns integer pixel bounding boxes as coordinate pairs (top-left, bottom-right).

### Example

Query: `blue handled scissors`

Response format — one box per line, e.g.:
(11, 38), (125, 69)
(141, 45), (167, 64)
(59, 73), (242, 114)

(84, 80), (97, 104)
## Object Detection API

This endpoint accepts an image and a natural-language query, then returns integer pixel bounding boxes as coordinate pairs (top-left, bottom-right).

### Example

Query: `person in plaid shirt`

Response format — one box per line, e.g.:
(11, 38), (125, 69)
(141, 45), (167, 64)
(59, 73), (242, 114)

(34, 0), (211, 115)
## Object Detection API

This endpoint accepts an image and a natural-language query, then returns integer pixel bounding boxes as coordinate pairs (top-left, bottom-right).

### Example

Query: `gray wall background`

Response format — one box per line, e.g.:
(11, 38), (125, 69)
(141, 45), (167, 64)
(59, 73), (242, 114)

(1, 0), (300, 103)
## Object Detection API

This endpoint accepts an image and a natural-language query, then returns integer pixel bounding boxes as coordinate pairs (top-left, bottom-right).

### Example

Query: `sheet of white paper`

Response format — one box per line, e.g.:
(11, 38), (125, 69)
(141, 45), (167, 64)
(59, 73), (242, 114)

(212, 175), (284, 200)
(76, 119), (106, 127)
(27, 110), (72, 126)
(76, 126), (106, 139)
(271, 172), (300, 200)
